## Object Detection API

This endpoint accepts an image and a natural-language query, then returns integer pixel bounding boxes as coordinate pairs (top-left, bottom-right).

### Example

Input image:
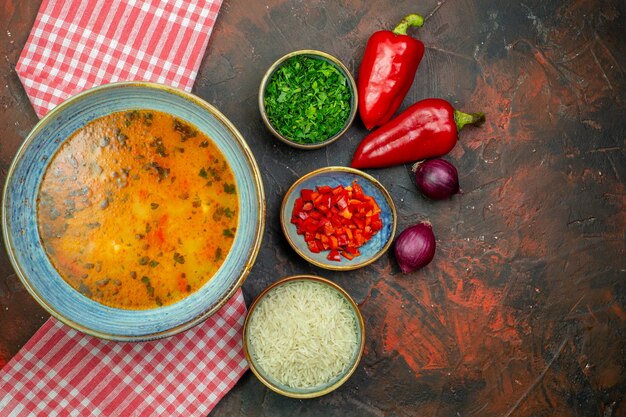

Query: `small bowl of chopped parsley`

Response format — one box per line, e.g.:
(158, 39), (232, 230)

(259, 50), (358, 149)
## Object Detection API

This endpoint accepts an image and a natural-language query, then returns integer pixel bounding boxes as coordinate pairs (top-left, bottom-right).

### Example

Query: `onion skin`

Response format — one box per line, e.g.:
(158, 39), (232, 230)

(414, 159), (460, 200)
(394, 222), (436, 273)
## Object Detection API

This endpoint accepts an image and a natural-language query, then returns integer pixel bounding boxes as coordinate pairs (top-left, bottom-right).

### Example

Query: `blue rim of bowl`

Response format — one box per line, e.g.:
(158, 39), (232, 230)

(242, 275), (365, 398)
(1, 81), (266, 341)
(258, 49), (358, 150)
(280, 166), (397, 271)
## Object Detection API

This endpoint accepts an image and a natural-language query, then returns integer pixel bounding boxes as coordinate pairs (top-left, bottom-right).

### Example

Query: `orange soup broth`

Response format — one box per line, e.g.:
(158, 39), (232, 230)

(37, 110), (239, 309)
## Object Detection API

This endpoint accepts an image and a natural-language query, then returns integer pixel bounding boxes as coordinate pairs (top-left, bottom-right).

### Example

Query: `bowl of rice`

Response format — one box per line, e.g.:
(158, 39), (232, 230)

(242, 275), (365, 398)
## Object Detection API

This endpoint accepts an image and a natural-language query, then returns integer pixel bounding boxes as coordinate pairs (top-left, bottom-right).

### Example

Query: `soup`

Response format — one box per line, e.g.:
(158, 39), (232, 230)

(37, 110), (239, 309)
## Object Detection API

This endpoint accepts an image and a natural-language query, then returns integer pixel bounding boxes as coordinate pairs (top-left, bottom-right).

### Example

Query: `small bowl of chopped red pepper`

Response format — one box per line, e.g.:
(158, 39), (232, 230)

(259, 50), (358, 149)
(280, 166), (397, 270)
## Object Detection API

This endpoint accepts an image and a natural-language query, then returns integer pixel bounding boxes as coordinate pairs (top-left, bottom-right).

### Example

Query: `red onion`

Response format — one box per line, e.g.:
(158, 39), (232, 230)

(394, 222), (436, 273)
(413, 159), (460, 200)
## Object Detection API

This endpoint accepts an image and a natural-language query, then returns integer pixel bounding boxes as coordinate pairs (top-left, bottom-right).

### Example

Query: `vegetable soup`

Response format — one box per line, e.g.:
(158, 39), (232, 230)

(37, 110), (239, 309)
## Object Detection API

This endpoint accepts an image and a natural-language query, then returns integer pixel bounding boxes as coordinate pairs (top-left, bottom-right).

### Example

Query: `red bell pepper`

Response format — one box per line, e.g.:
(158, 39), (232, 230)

(351, 98), (485, 169)
(357, 14), (425, 130)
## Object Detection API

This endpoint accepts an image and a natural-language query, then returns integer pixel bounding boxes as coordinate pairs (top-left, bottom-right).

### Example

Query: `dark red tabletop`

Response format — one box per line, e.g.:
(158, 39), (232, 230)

(1, 1), (625, 416)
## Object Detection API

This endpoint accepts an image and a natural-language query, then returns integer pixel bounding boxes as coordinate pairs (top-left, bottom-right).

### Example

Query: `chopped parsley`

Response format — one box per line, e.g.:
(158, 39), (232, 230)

(173, 252), (185, 264)
(173, 119), (197, 141)
(150, 137), (168, 157)
(223, 183), (236, 194)
(263, 55), (352, 144)
(141, 276), (155, 297)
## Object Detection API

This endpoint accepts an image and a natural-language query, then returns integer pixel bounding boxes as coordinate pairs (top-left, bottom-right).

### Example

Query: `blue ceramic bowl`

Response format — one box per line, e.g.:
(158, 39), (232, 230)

(280, 167), (396, 270)
(2, 82), (265, 341)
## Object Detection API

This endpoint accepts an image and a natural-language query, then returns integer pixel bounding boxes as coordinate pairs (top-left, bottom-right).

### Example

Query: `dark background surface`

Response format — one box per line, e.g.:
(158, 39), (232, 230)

(1, 0), (625, 416)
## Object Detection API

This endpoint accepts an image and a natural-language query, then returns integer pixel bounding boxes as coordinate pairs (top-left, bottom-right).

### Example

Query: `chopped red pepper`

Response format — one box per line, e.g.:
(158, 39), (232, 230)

(290, 180), (384, 261)
(300, 189), (313, 201)
(327, 249), (341, 262)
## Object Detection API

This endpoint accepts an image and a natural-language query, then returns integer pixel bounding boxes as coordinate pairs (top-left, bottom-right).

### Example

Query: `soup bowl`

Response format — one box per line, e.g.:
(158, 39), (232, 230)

(2, 82), (265, 341)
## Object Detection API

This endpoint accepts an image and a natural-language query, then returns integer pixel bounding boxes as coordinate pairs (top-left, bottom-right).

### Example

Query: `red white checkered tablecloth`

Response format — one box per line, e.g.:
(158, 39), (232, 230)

(0, 290), (248, 416)
(16, 0), (223, 118)
(1, 0), (253, 416)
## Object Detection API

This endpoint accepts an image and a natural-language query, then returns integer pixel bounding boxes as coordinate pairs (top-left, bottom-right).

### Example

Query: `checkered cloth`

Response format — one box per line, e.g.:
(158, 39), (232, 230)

(1, 0), (252, 416)
(16, 0), (223, 117)
(0, 291), (247, 416)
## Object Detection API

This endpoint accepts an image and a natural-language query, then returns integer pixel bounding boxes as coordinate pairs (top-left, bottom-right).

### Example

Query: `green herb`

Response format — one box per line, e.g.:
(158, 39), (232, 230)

(224, 207), (235, 218)
(150, 137), (168, 157)
(138, 256), (149, 265)
(143, 162), (170, 182)
(215, 247), (223, 262)
(141, 276), (155, 297)
(223, 228), (235, 238)
(223, 183), (236, 194)
(149, 260), (159, 268)
(116, 130), (129, 146)
(79, 282), (92, 297)
(95, 278), (110, 286)
(212, 206), (225, 221)
(173, 119), (197, 141)
(173, 252), (185, 264)
(263, 55), (352, 144)
(199, 141), (209, 148)
(125, 110), (140, 127)
(200, 166), (220, 182)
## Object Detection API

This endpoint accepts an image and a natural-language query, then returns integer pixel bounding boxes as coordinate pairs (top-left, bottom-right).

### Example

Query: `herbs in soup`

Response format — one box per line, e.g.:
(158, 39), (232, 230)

(37, 110), (239, 309)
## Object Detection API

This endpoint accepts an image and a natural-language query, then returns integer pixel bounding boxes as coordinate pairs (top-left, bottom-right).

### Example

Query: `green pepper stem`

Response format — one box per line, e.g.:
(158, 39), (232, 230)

(454, 110), (486, 132)
(392, 14), (424, 35)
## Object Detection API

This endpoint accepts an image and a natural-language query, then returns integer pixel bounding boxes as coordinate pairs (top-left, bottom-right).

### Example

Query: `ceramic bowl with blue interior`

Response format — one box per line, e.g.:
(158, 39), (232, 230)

(242, 275), (365, 398)
(2, 82), (265, 341)
(280, 166), (397, 270)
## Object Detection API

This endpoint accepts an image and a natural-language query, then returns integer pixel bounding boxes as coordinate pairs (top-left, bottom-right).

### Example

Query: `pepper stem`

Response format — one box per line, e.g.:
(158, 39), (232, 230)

(454, 110), (486, 132)
(392, 14), (424, 35)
